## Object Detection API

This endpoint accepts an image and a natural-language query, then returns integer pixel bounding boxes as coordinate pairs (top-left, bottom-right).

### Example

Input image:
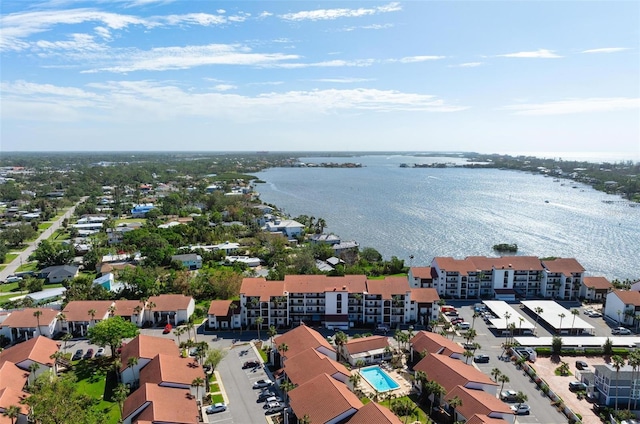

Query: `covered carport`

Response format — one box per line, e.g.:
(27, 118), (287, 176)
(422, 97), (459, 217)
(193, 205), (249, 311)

(483, 300), (535, 334)
(521, 300), (595, 335)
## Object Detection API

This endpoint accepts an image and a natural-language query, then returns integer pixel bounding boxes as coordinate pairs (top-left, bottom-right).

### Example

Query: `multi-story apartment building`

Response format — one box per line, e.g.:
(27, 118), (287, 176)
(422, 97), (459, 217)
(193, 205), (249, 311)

(429, 255), (583, 300)
(240, 275), (440, 330)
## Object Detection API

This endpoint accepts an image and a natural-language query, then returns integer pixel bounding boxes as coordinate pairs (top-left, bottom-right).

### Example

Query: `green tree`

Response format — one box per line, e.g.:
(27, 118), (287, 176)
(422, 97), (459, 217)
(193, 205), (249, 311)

(204, 348), (226, 371)
(498, 374), (510, 392)
(2, 405), (20, 424)
(29, 239), (74, 267)
(448, 395), (463, 421)
(613, 354), (625, 410)
(551, 336), (563, 355)
(255, 316), (264, 341)
(112, 383), (129, 419)
(87, 316), (139, 359)
(1, 224), (37, 247)
(334, 331), (348, 362)
(360, 247), (382, 263)
(515, 391), (528, 407)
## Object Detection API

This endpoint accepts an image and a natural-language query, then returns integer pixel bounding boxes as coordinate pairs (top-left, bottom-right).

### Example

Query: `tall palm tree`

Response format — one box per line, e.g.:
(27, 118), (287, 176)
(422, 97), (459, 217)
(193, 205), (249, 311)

(613, 354), (625, 410)
(627, 351), (640, 411)
(2, 405), (20, 424)
(349, 373), (361, 392)
(113, 358), (122, 383)
(255, 316), (264, 341)
(558, 313), (566, 334)
(448, 395), (463, 422)
(570, 309), (580, 334)
(334, 331), (348, 362)
(128, 356), (139, 384)
(147, 301), (156, 325)
(28, 362), (40, 386)
(33, 310), (43, 336)
(280, 380), (296, 402)
(192, 377), (204, 403)
(187, 321), (197, 343)
(463, 349), (474, 364)
(267, 325), (277, 349)
(277, 342), (288, 367)
(113, 383), (129, 418)
(491, 368), (501, 382)
(533, 307), (543, 335)
(173, 327), (184, 345)
(498, 374), (510, 393)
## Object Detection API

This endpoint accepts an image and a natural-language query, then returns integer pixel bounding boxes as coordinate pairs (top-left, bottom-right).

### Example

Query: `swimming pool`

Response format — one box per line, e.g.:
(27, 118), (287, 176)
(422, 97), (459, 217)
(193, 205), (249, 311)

(360, 365), (400, 392)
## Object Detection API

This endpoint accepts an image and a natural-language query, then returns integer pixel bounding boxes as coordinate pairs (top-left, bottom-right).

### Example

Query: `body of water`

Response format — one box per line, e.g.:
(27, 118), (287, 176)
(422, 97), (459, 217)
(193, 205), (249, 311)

(254, 155), (640, 281)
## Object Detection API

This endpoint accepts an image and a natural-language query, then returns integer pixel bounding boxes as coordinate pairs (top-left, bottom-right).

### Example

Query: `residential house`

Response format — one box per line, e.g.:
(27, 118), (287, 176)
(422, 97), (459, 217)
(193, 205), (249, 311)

(121, 383), (199, 424)
(207, 300), (241, 330)
(112, 300), (145, 327)
(0, 336), (59, 380)
(61, 300), (114, 337)
(120, 335), (180, 386)
(410, 331), (465, 362)
(106, 222), (142, 245)
(37, 265), (79, 283)
(581, 276), (613, 301)
(170, 253), (202, 270)
(271, 323), (336, 368)
(0, 308), (59, 342)
(413, 353), (498, 395)
(592, 362), (640, 407)
(344, 402), (402, 424)
(0, 359), (30, 424)
(288, 373), (363, 424)
(130, 203), (155, 218)
(309, 234), (341, 245)
(445, 386), (514, 424)
(281, 348), (350, 387)
(466, 414), (512, 424)
(604, 290), (640, 326)
(93, 273), (125, 293)
(139, 354), (206, 402)
(342, 336), (391, 367)
(332, 241), (360, 256)
(265, 218), (305, 238)
(145, 294), (195, 326)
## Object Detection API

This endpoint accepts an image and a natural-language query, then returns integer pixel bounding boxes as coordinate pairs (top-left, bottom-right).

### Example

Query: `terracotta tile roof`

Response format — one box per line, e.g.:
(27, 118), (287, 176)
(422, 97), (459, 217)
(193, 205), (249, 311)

(139, 354), (205, 387)
(101, 263), (136, 274)
(542, 258), (585, 275)
(613, 290), (640, 306)
(0, 308), (59, 328)
(413, 353), (496, 394)
(346, 401), (402, 424)
(284, 275), (368, 294)
(283, 348), (349, 386)
(0, 361), (29, 391)
(273, 324), (335, 360)
(466, 413), (511, 424)
(432, 257), (475, 276)
(468, 255), (544, 272)
(0, 387), (29, 416)
(411, 331), (464, 357)
(0, 336), (59, 369)
(410, 267), (433, 279)
(584, 276), (612, 290)
(240, 277), (285, 301)
(207, 300), (239, 317)
(366, 277), (410, 300)
(289, 373), (363, 424)
(113, 300), (144, 317)
(123, 383), (199, 424)
(410, 288), (440, 303)
(120, 335), (179, 370)
(345, 336), (389, 355)
(62, 300), (114, 322)
(446, 386), (513, 419)
(147, 294), (193, 311)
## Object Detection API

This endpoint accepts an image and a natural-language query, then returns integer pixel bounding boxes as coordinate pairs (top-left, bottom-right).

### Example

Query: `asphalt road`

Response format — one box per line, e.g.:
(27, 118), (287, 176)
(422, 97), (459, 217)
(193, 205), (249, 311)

(0, 196), (88, 282)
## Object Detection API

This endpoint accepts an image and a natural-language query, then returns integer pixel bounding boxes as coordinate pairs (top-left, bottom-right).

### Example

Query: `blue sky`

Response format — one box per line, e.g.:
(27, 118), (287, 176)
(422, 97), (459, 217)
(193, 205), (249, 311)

(1, 1), (639, 159)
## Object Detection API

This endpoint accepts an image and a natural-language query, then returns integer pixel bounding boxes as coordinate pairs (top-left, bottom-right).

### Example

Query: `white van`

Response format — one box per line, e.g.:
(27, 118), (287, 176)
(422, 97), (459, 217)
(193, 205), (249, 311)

(458, 322), (471, 330)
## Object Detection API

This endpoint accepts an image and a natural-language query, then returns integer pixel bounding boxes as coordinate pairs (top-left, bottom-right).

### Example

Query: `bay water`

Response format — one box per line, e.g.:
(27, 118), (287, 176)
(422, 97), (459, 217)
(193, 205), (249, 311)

(254, 155), (640, 281)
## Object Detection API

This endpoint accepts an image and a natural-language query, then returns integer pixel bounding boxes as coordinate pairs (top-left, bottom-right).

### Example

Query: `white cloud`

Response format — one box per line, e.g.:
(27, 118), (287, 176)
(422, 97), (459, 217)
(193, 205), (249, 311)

(272, 59), (375, 69)
(497, 49), (562, 58)
(449, 62), (483, 68)
(313, 77), (375, 83)
(280, 2), (401, 21)
(94, 26), (112, 40)
(162, 13), (227, 26)
(396, 55), (446, 63)
(582, 47), (630, 54)
(503, 97), (640, 115)
(33, 33), (106, 51)
(341, 23), (394, 32)
(213, 84), (237, 91)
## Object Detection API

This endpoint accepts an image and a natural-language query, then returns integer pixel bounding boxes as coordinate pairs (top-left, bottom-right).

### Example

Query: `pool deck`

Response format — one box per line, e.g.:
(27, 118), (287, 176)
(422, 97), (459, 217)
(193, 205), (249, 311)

(354, 364), (414, 399)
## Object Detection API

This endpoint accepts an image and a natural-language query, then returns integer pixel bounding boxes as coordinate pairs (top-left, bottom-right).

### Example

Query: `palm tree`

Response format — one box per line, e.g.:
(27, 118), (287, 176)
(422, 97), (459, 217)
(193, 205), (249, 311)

(498, 374), (510, 392)
(448, 395), (463, 421)
(299, 414), (311, 424)
(414, 370), (428, 397)
(28, 362), (40, 386)
(113, 358), (122, 383)
(280, 380), (296, 402)
(108, 305), (116, 317)
(515, 391), (528, 408)
(334, 331), (348, 362)
(113, 383), (129, 418)
(628, 350), (640, 410)
(2, 405), (20, 424)
(174, 327), (184, 345)
(491, 368), (502, 382)
(147, 301), (156, 325)
(61, 332), (72, 352)
(349, 373), (362, 392)
(613, 354), (625, 410)
(425, 380), (445, 411)
(570, 308), (580, 334)
(267, 325), (277, 349)
(128, 356), (139, 384)
(463, 349), (474, 364)
(255, 316), (264, 341)
(558, 313), (566, 334)
(277, 342), (288, 367)
(33, 310), (43, 336)
(186, 322), (197, 342)
(533, 307), (543, 335)
(471, 312), (480, 330)
(192, 377), (204, 403)
(50, 351), (65, 375)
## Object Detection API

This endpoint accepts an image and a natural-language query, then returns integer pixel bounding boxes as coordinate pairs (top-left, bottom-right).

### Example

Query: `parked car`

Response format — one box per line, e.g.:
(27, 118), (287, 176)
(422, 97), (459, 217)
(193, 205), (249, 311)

(163, 323), (172, 334)
(474, 354), (490, 363)
(262, 396), (282, 406)
(463, 343), (477, 350)
(457, 322), (471, 330)
(95, 348), (106, 358)
(589, 312), (602, 318)
(451, 317), (464, 325)
(569, 381), (587, 391)
(84, 349), (94, 359)
(253, 379), (273, 389)
(72, 349), (84, 361)
(5, 276), (23, 283)
(257, 391), (276, 402)
(205, 403), (227, 414)
(263, 400), (282, 409)
(575, 360), (588, 370)
(500, 390), (518, 402)
(612, 327), (632, 335)
(243, 360), (260, 369)
(510, 404), (531, 415)
(265, 404), (286, 415)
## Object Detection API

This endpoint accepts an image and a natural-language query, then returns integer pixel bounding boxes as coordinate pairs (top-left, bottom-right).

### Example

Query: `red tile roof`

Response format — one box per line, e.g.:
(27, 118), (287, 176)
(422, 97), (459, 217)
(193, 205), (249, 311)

(411, 331), (464, 357)
(613, 290), (640, 306)
(122, 383), (199, 424)
(0, 336), (59, 369)
(207, 300), (239, 317)
(62, 300), (113, 322)
(584, 276), (612, 290)
(284, 275), (368, 294)
(240, 277), (285, 301)
(346, 401), (402, 424)
(410, 267), (433, 279)
(273, 324), (335, 360)
(542, 258), (585, 275)
(112, 300), (144, 317)
(366, 277), (410, 300)
(147, 294), (193, 311)
(139, 354), (205, 387)
(283, 348), (350, 386)
(432, 257), (475, 276)
(0, 361), (29, 391)
(289, 373), (363, 424)
(0, 387), (29, 416)
(0, 308), (59, 329)
(120, 335), (179, 370)
(345, 336), (389, 355)
(466, 413), (511, 424)
(446, 385), (513, 419)
(410, 288), (440, 303)
(413, 353), (496, 394)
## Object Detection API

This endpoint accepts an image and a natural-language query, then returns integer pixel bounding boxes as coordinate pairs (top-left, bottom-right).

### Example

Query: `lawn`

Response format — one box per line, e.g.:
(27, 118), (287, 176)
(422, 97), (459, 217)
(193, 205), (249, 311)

(16, 262), (38, 272)
(210, 382), (220, 392)
(73, 359), (120, 424)
(38, 222), (53, 230)
(115, 218), (146, 225)
(48, 229), (70, 242)
(209, 393), (224, 403)
(0, 265), (5, 272)
(2, 253), (18, 264)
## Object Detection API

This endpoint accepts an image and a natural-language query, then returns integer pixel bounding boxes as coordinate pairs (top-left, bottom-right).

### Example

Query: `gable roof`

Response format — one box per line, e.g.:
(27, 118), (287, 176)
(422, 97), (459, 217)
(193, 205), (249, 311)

(120, 335), (179, 370)
(345, 336), (389, 355)
(0, 387), (30, 416)
(432, 257), (475, 276)
(466, 413), (512, 424)
(147, 294), (193, 311)
(112, 299), (145, 317)
(283, 348), (349, 386)
(410, 267), (433, 279)
(284, 275), (368, 294)
(346, 401), (402, 424)
(122, 383), (199, 424)
(208, 299), (239, 317)
(0, 336), (59, 369)
(366, 277), (409, 300)
(410, 288), (440, 303)
(413, 353), (496, 394)
(240, 277), (285, 301)
(62, 300), (114, 322)
(584, 276), (612, 290)
(542, 258), (585, 275)
(446, 385), (513, 419)
(39, 265), (79, 277)
(0, 308), (59, 329)
(289, 373), (363, 424)
(411, 331), (465, 357)
(613, 290), (640, 306)
(139, 354), (205, 387)
(273, 324), (335, 359)
(0, 361), (29, 391)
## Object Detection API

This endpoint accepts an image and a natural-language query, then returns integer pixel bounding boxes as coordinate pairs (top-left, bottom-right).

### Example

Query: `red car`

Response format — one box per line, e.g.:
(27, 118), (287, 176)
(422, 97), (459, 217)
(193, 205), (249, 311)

(163, 324), (173, 334)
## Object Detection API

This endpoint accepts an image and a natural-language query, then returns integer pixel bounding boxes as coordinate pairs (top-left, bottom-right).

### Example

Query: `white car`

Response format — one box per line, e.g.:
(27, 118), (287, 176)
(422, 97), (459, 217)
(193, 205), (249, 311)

(510, 404), (530, 415)
(263, 401), (281, 409)
(612, 327), (632, 335)
(457, 322), (471, 330)
(5, 276), (23, 283)
(253, 379), (273, 389)
(95, 348), (106, 357)
(206, 403), (227, 414)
